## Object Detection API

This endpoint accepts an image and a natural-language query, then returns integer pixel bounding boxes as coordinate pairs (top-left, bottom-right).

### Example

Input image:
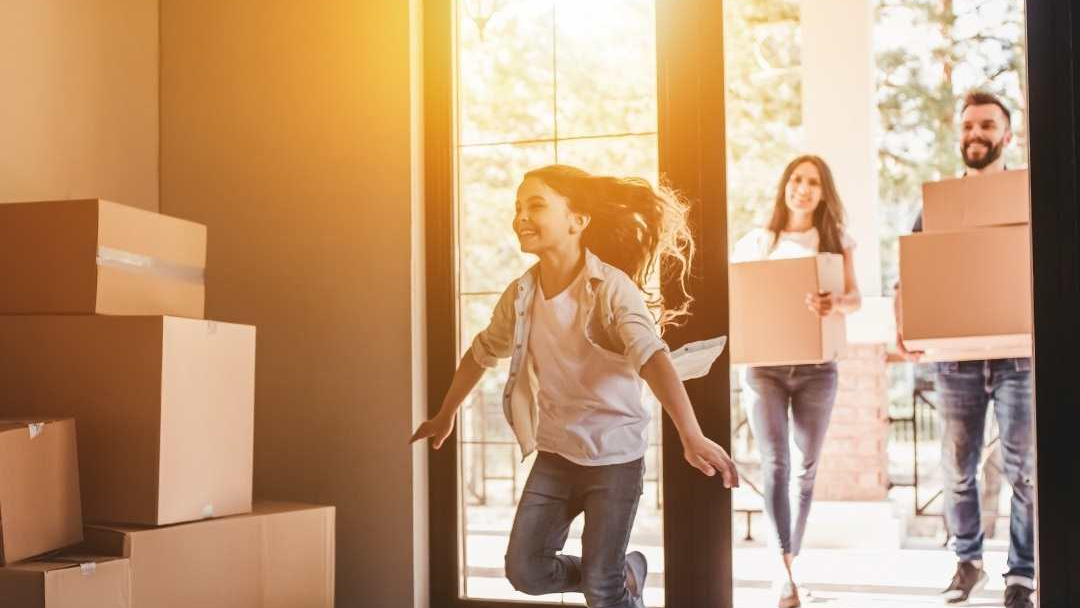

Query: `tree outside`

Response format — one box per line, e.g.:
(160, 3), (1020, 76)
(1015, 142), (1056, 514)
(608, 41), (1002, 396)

(876, 0), (1027, 292)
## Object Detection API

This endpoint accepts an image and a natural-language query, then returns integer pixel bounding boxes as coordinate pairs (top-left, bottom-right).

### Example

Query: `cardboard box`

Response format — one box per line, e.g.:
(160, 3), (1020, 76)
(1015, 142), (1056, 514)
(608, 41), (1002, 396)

(0, 316), (255, 526)
(900, 225), (1032, 358)
(0, 419), (82, 565)
(0, 556), (130, 608)
(81, 502), (335, 608)
(912, 339), (1032, 363)
(0, 199), (206, 317)
(730, 254), (847, 366)
(922, 169), (1030, 231)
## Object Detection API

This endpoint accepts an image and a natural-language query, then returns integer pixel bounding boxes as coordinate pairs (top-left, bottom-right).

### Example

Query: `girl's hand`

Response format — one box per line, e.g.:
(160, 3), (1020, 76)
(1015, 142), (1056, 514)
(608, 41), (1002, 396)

(682, 433), (739, 488)
(409, 412), (456, 449)
(805, 291), (838, 317)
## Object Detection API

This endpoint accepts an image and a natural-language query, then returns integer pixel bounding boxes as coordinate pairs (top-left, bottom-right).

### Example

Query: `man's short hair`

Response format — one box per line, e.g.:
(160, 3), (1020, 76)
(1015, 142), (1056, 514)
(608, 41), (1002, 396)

(962, 90), (1012, 127)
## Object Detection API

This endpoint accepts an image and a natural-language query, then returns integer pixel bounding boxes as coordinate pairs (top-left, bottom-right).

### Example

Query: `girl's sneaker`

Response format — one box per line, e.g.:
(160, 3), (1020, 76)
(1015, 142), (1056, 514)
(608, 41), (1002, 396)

(625, 551), (647, 608)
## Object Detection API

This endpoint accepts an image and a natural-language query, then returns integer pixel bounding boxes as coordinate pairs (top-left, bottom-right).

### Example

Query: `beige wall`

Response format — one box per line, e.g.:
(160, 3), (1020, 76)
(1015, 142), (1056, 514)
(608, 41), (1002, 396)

(159, 2), (425, 607)
(801, 0), (896, 344)
(801, 0), (882, 296)
(0, 0), (159, 210)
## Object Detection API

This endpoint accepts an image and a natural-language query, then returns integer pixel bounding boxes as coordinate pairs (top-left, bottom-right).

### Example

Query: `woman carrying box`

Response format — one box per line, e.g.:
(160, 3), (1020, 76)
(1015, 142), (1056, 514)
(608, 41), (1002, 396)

(731, 155), (862, 608)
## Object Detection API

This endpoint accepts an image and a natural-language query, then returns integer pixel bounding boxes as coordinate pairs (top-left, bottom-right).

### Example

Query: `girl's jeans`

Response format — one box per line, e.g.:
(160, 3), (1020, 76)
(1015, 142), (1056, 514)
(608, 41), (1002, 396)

(505, 451), (644, 608)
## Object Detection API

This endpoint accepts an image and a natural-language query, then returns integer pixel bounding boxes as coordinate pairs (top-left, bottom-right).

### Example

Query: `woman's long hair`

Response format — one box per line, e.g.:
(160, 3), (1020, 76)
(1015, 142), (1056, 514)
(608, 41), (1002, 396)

(523, 164), (695, 332)
(766, 155), (847, 254)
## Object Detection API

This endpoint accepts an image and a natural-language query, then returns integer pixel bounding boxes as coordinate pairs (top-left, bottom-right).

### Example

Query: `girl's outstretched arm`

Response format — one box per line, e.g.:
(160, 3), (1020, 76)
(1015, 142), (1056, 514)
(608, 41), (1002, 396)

(639, 350), (739, 488)
(410, 347), (486, 449)
(413, 279), (517, 449)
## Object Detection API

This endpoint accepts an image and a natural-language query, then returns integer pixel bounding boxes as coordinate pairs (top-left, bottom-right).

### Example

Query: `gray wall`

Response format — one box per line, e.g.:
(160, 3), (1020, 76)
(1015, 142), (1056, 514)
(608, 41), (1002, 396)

(159, 1), (427, 605)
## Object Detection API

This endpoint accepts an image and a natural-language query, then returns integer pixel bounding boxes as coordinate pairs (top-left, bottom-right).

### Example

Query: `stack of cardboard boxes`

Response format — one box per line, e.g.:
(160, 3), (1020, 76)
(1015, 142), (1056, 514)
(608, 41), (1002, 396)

(900, 169), (1033, 361)
(0, 199), (335, 607)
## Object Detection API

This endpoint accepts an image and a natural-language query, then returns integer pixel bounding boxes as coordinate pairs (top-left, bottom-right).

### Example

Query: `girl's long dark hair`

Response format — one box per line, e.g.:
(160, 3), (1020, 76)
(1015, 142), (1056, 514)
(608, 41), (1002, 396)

(524, 164), (695, 332)
(766, 155), (847, 254)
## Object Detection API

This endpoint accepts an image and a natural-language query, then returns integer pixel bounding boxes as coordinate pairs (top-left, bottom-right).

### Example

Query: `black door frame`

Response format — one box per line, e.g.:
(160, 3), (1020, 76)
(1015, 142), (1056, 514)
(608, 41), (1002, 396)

(423, 0), (732, 607)
(1025, 3), (1080, 607)
(655, 0), (733, 606)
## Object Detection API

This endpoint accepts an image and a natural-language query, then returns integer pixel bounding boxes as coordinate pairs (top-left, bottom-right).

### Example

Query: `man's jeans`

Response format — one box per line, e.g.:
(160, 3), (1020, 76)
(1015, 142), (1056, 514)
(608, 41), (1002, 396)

(935, 357), (1035, 580)
(505, 451), (644, 608)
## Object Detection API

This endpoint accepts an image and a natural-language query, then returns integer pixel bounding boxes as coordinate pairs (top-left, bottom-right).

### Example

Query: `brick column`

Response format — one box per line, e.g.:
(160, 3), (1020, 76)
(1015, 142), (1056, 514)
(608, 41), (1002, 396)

(816, 343), (890, 501)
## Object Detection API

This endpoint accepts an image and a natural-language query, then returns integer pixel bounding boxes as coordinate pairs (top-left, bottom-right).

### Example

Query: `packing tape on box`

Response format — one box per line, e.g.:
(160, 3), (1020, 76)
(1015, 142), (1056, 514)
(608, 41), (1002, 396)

(96, 246), (205, 284)
(80, 562), (97, 576)
(28, 422), (44, 439)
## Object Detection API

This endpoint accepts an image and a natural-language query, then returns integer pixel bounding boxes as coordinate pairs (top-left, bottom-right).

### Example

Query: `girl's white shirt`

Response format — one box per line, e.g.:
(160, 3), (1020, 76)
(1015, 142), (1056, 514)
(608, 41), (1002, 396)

(471, 249), (668, 462)
(528, 267), (649, 466)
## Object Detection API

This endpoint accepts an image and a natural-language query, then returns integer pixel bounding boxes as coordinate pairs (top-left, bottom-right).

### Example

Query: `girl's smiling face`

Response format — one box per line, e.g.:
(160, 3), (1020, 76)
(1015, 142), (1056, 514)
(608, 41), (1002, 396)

(513, 176), (588, 254)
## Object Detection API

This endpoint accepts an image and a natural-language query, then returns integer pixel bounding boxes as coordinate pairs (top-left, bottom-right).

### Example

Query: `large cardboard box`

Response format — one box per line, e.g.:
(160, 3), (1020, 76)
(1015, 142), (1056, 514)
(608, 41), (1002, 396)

(911, 341), (1032, 363)
(0, 419), (82, 565)
(0, 556), (130, 608)
(900, 225), (1032, 359)
(0, 316), (255, 526)
(0, 199), (206, 317)
(730, 254), (847, 366)
(81, 502), (335, 608)
(922, 169), (1030, 231)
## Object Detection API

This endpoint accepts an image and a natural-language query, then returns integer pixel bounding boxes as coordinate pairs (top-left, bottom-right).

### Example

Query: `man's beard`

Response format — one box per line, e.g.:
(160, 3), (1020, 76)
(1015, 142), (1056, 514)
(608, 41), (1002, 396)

(961, 135), (1005, 170)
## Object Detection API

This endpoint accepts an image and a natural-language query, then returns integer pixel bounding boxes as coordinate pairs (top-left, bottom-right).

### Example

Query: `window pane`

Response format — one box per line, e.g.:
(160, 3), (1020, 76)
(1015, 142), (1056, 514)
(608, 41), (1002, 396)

(459, 293), (516, 445)
(722, 0), (802, 252)
(461, 445), (552, 603)
(554, 0), (658, 137)
(459, 0), (556, 145)
(555, 134), (659, 185)
(459, 143), (555, 295)
(455, 2), (662, 604)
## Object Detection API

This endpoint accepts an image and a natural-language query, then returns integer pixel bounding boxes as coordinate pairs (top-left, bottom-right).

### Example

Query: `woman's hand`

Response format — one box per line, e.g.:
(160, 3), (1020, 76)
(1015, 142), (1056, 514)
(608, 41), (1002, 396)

(896, 331), (925, 362)
(682, 432), (739, 488)
(410, 411), (456, 449)
(805, 291), (839, 317)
